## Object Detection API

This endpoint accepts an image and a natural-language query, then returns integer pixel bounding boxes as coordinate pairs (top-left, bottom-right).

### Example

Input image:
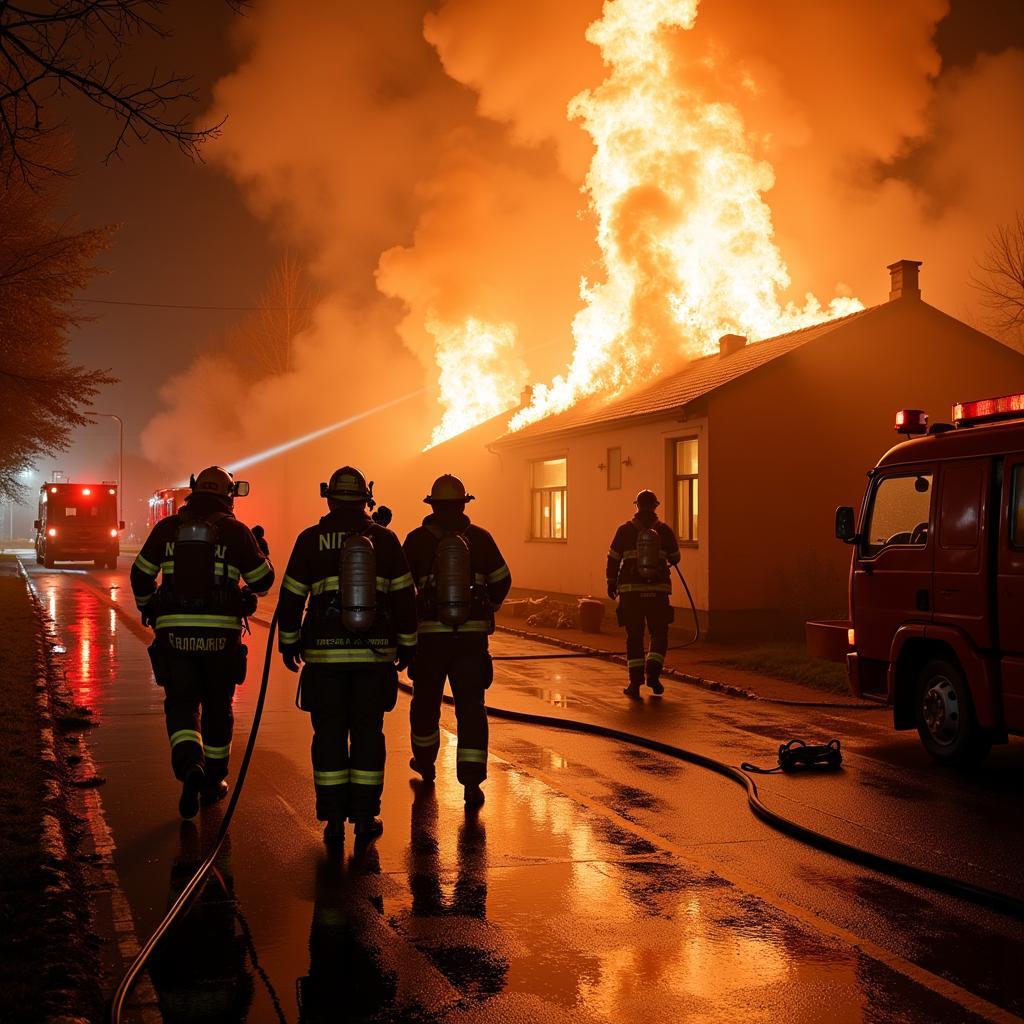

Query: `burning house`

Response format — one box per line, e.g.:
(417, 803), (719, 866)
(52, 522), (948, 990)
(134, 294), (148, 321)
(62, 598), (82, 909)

(426, 260), (1024, 640)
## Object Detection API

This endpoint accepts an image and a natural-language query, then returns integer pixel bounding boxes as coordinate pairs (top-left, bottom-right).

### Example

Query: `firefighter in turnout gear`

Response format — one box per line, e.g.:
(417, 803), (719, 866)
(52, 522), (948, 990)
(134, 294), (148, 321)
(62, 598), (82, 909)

(403, 475), (512, 807)
(607, 489), (681, 699)
(276, 467), (417, 844)
(130, 466), (274, 818)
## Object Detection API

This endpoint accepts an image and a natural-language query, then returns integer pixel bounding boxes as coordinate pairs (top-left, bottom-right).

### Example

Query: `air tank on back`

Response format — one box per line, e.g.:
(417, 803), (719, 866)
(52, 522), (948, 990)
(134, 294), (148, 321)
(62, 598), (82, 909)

(341, 535), (377, 632)
(436, 533), (472, 627)
(636, 526), (663, 580)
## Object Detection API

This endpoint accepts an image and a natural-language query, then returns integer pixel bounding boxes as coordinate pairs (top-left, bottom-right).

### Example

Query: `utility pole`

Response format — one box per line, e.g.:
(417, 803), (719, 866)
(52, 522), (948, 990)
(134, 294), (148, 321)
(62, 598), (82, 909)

(94, 413), (124, 523)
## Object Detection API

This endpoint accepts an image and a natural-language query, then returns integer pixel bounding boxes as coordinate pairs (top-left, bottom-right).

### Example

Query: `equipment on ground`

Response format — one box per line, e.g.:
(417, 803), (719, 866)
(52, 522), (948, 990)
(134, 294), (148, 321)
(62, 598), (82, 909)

(340, 535), (377, 633)
(435, 533), (472, 627)
(741, 739), (842, 774)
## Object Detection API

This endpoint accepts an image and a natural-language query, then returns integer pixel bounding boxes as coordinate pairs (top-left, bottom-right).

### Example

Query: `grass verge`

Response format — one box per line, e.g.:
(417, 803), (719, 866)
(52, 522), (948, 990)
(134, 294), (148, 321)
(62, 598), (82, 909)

(0, 558), (101, 1022)
(706, 642), (850, 695)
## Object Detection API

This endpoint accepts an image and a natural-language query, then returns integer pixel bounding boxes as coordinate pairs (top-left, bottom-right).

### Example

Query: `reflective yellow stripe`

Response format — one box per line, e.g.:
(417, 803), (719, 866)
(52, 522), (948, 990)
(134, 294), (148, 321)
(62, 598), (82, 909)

(397, 633), (417, 646)
(313, 769), (350, 786)
(607, 549), (621, 561)
(155, 614), (243, 629)
(278, 629), (300, 645)
(627, 658), (645, 668)
(618, 583), (670, 593)
(135, 593), (153, 607)
(350, 769), (384, 785)
(283, 575), (310, 597)
(474, 573), (486, 584)
(390, 572), (414, 591)
(486, 564), (510, 583)
(133, 553), (159, 576)
(170, 729), (202, 749)
(310, 576), (339, 596)
(302, 648), (397, 664)
(243, 560), (272, 584)
(621, 549), (638, 559)
(411, 731), (439, 747)
(418, 620), (490, 634)
(456, 748), (487, 763)
(204, 743), (231, 759)
(646, 652), (665, 664)
(376, 576), (390, 592)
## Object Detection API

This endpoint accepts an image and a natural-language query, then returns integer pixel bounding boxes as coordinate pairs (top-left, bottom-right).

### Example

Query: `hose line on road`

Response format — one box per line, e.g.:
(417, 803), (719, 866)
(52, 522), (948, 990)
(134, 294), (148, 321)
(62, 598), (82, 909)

(398, 680), (1024, 922)
(108, 611), (279, 1024)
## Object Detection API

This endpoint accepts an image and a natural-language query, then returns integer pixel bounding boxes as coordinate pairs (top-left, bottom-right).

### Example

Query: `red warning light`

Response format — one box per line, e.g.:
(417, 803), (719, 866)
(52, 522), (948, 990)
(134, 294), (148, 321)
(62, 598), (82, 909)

(82, 487), (91, 496)
(50, 486), (57, 494)
(47, 527), (57, 537)
(108, 488), (116, 495)
(109, 528), (118, 538)
(953, 393), (1024, 427)
(895, 409), (928, 435)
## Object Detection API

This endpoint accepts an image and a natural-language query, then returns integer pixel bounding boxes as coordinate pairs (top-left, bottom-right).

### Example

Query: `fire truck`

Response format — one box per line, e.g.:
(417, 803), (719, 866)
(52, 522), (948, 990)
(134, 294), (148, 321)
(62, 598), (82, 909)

(147, 487), (190, 528)
(35, 482), (123, 569)
(808, 393), (1024, 765)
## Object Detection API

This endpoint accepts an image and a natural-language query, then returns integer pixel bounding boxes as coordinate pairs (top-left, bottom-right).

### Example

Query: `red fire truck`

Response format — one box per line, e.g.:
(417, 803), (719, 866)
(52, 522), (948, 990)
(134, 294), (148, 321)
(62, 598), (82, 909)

(35, 482), (124, 569)
(808, 393), (1024, 765)
(147, 487), (190, 528)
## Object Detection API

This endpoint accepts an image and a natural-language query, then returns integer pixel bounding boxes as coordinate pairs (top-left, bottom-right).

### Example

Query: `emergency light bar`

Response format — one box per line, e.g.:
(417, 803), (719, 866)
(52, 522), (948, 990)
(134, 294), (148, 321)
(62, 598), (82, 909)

(895, 409), (928, 435)
(953, 392), (1024, 427)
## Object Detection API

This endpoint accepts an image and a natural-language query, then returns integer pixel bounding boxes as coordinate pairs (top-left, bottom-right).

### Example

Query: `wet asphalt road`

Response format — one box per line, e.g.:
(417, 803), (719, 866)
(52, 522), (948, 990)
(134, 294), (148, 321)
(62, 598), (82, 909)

(25, 556), (1024, 1023)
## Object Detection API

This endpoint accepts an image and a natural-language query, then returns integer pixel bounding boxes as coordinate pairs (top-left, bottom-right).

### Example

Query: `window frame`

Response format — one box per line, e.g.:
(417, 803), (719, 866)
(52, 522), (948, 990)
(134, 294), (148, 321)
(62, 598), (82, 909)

(1010, 463), (1024, 551)
(670, 436), (699, 547)
(529, 457), (568, 543)
(860, 469), (935, 558)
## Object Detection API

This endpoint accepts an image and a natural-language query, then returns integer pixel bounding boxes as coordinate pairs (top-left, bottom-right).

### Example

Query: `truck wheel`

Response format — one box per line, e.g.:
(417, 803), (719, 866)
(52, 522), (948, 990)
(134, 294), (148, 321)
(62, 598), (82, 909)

(43, 553), (54, 569)
(915, 658), (991, 766)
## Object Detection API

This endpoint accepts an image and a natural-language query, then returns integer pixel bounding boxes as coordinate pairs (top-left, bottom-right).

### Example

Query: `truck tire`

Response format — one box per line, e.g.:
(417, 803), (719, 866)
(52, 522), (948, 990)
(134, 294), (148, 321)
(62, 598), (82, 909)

(915, 658), (991, 766)
(43, 552), (54, 568)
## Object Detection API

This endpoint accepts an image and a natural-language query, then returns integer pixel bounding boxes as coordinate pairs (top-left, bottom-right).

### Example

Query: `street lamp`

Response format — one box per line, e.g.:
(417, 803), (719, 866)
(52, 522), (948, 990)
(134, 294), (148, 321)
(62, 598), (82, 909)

(93, 413), (124, 523)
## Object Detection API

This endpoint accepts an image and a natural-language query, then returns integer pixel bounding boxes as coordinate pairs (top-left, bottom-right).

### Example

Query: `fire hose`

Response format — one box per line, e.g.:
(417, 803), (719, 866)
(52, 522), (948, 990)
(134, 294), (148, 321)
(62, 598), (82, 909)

(108, 610), (279, 1024)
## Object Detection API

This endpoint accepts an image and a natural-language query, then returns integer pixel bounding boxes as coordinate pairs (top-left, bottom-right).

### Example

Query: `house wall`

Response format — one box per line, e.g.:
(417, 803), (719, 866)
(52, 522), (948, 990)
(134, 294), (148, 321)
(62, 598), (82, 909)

(487, 416), (711, 616)
(707, 297), (1024, 639)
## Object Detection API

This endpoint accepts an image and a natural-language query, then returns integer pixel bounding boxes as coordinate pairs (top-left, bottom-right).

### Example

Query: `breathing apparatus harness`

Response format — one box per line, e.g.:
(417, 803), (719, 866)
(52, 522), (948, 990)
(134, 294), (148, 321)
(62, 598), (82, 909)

(742, 738), (843, 774)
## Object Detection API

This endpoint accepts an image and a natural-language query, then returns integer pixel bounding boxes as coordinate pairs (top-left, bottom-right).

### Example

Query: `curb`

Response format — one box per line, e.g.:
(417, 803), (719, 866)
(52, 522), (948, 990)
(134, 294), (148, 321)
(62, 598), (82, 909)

(494, 623), (883, 710)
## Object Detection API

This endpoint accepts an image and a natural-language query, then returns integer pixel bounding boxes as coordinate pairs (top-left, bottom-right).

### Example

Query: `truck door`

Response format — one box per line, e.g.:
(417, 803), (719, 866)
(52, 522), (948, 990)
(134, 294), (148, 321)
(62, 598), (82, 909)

(933, 458), (991, 649)
(853, 468), (935, 666)
(997, 457), (1024, 730)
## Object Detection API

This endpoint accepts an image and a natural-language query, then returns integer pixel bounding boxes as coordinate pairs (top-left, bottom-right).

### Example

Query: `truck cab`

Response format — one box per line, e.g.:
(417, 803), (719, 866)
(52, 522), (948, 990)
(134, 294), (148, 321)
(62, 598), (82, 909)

(808, 393), (1024, 765)
(35, 482), (124, 569)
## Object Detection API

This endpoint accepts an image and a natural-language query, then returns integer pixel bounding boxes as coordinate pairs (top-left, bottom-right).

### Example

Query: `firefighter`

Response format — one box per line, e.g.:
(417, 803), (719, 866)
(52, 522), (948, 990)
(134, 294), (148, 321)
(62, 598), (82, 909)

(403, 475), (512, 808)
(131, 466), (273, 818)
(606, 489), (681, 699)
(277, 467), (417, 844)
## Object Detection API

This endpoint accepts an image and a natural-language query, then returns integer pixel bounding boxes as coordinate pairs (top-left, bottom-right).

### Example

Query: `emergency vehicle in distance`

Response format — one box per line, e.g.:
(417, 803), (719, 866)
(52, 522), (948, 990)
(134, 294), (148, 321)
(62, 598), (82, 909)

(808, 393), (1024, 765)
(35, 482), (124, 569)
(147, 486), (190, 529)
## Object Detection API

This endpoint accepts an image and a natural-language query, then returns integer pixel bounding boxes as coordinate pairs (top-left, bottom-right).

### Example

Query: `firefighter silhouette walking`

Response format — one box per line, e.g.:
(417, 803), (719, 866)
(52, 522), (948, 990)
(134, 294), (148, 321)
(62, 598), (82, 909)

(606, 489), (681, 699)
(131, 466), (274, 818)
(276, 467), (417, 844)
(403, 475), (512, 807)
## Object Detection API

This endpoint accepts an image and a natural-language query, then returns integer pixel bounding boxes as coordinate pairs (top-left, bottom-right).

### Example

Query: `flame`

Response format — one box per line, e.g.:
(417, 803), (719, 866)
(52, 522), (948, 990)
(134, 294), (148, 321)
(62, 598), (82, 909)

(499, 0), (862, 431)
(426, 315), (527, 449)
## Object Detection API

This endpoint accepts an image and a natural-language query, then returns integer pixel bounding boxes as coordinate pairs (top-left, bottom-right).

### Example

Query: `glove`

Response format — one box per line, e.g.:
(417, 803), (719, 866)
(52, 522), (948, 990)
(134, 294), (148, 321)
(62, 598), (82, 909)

(252, 524), (270, 557)
(395, 644), (416, 673)
(607, 582), (618, 600)
(140, 608), (155, 628)
(281, 644), (303, 673)
(239, 586), (258, 618)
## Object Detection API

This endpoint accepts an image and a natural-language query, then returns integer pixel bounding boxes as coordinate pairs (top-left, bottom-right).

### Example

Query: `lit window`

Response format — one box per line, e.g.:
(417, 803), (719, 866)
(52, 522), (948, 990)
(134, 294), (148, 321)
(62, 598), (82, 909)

(530, 458), (567, 541)
(672, 438), (699, 543)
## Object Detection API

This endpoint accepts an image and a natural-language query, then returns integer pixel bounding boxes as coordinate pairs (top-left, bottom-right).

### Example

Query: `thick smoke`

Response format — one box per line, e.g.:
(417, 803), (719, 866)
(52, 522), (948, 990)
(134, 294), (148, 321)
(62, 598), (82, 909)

(143, 0), (1024, 533)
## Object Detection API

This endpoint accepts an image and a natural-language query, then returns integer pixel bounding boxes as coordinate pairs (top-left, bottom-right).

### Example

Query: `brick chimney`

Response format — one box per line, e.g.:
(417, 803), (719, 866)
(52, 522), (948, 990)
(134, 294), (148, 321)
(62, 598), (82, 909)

(519, 384), (534, 407)
(718, 333), (747, 358)
(887, 259), (922, 301)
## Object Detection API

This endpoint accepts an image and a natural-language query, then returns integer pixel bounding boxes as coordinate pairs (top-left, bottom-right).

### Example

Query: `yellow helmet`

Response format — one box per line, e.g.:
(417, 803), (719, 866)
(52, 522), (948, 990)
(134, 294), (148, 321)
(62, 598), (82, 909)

(189, 466), (249, 502)
(320, 466), (374, 504)
(424, 474), (475, 504)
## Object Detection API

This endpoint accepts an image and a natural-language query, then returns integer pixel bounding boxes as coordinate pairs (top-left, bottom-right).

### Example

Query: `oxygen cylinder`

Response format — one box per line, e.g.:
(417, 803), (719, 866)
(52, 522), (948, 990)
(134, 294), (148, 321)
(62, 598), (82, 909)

(636, 527), (663, 581)
(173, 518), (218, 601)
(341, 535), (376, 633)
(436, 533), (472, 627)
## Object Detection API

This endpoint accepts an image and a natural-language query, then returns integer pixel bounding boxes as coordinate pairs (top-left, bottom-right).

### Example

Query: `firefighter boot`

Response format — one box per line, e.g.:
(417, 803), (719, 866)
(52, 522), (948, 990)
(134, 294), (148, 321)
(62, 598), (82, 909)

(464, 782), (485, 809)
(646, 668), (665, 696)
(409, 756), (436, 783)
(201, 779), (229, 805)
(623, 665), (644, 700)
(178, 765), (205, 820)
(353, 816), (384, 841)
(323, 818), (345, 845)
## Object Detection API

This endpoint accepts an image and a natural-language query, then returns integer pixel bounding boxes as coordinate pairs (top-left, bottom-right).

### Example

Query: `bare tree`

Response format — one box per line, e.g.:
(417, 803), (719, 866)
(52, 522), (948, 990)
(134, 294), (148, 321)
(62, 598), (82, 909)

(225, 252), (319, 379)
(0, 1), (247, 181)
(0, 160), (115, 501)
(973, 212), (1024, 347)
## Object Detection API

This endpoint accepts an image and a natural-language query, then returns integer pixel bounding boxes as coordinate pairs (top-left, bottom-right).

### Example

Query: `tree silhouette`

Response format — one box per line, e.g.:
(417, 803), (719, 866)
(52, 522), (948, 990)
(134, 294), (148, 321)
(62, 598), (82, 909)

(973, 212), (1024, 348)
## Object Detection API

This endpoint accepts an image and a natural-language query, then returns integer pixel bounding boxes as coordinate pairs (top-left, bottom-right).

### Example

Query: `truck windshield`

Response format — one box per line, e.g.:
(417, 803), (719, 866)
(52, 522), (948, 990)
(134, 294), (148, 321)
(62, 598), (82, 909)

(864, 473), (933, 555)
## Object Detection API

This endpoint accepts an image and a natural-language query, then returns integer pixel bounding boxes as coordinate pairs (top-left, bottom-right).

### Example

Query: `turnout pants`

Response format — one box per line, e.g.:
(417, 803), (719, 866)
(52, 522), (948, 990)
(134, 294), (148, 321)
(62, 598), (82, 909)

(409, 633), (492, 785)
(619, 595), (671, 687)
(300, 664), (396, 821)
(150, 643), (247, 784)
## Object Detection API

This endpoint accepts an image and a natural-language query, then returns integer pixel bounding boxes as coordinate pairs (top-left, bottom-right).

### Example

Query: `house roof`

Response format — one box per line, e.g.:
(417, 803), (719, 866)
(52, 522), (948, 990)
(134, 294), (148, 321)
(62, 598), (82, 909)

(491, 304), (879, 447)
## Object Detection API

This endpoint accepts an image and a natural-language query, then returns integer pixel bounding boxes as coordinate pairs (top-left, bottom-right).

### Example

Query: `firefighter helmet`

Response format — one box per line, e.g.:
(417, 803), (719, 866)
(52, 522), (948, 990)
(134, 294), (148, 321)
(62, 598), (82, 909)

(634, 489), (660, 510)
(424, 474), (475, 505)
(321, 466), (374, 505)
(189, 466), (249, 503)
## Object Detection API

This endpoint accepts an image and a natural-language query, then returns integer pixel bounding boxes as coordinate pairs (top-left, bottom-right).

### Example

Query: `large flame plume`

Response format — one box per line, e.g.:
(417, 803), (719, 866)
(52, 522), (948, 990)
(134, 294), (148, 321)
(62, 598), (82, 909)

(509, 0), (861, 430)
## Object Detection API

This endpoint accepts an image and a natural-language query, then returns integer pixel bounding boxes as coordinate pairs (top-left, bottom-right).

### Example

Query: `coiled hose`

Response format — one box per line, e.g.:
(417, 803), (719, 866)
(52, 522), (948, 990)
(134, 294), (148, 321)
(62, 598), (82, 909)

(108, 611), (279, 1024)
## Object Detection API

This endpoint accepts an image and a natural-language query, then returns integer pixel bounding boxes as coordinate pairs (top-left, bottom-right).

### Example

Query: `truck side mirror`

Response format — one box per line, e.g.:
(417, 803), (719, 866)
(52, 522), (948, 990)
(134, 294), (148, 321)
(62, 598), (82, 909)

(835, 506), (857, 543)
(33, 520), (40, 531)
